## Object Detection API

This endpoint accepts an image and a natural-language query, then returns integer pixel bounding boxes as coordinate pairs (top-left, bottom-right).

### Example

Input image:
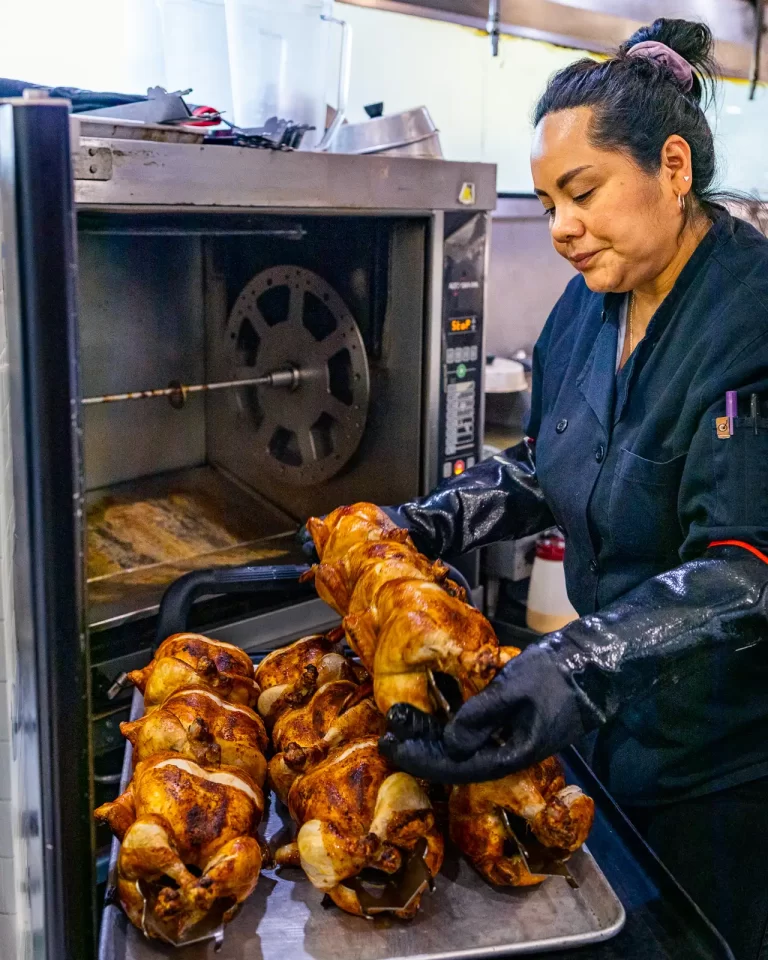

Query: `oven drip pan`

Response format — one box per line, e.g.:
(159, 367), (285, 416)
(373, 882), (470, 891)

(86, 466), (299, 630)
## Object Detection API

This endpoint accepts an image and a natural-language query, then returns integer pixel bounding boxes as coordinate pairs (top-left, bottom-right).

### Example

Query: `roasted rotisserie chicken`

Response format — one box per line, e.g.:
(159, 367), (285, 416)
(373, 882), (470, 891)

(305, 502), (410, 567)
(305, 537), (462, 622)
(254, 630), (361, 725)
(95, 752), (265, 941)
(449, 757), (594, 886)
(305, 502), (595, 888)
(273, 737), (444, 918)
(269, 678), (385, 803)
(128, 634), (260, 712)
(121, 688), (269, 786)
(257, 631), (442, 917)
(347, 578), (512, 715)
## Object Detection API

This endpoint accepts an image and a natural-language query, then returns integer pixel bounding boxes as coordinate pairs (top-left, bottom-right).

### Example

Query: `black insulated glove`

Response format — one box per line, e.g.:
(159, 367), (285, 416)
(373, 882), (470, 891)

(385, 439), (555, 559)
(380, 544), (768, 783)
(296, 521), (320, 562)
(380, 645), (587, 783)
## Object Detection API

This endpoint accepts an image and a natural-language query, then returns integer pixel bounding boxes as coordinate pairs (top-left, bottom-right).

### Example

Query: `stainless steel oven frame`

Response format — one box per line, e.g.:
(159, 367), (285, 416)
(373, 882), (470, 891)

(0, 97), (495, 960)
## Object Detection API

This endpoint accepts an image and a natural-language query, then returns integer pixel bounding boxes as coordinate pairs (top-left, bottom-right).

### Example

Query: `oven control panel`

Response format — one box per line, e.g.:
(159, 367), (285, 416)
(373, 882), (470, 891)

(437, 212), (487, 484)
(441, 315), (481, 478)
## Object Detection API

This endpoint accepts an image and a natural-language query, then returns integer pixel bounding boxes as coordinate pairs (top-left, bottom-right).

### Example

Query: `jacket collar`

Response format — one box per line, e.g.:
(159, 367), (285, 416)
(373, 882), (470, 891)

(577, 207), (730, 432)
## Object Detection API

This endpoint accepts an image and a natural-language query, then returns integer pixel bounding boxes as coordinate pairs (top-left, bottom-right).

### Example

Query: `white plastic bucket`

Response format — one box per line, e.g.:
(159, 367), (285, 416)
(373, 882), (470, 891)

(224, 0), (348, 148)
(158, 0), (234, 120)
(526, 536), (578, 634)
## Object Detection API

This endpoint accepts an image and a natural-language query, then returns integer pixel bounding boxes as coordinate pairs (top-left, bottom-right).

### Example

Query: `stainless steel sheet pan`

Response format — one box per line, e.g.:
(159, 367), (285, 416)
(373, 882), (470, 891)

(99, 689), (624, 959)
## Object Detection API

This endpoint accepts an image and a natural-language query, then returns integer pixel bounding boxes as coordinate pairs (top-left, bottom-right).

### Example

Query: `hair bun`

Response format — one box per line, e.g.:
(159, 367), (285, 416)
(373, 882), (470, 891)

(622, 18), (717, 105)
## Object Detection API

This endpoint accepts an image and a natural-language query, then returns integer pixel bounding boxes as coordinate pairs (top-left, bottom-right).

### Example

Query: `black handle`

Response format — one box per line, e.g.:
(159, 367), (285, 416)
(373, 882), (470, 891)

(154, 560), (472, 647)
(445, 563), (472, 600)
(154, 563), (313, 647)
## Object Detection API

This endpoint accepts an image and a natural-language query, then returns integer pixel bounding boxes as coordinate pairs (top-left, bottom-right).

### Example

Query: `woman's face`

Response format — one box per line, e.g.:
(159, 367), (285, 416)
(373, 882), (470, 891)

(530, 106), (689, 293)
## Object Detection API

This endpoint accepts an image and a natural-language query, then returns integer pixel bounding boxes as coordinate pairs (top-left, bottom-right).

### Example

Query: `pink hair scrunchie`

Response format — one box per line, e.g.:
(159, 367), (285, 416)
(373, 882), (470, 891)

(627, 40), (694, 93)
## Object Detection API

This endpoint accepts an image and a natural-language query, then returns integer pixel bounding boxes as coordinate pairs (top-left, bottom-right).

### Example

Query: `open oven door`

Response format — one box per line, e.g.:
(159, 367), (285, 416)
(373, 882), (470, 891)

(0, 97), (92, 960)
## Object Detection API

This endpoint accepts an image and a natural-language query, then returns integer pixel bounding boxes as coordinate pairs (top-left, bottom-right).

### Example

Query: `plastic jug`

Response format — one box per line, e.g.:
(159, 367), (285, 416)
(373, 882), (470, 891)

(224, 0), (351, 149)
(158, 0), (234, 120)
(525, 534), (578, 634)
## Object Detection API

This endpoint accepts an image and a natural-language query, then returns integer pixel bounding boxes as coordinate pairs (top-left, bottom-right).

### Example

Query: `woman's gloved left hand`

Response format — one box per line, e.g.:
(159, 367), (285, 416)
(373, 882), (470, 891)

(296, 522), (319, 562)
(380, 645), (589, 783)
(380, 544), (768, 783)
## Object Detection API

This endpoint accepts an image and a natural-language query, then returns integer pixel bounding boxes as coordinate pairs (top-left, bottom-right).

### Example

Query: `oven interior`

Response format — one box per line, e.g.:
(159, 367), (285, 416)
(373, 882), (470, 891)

(79, 210), (430, 879)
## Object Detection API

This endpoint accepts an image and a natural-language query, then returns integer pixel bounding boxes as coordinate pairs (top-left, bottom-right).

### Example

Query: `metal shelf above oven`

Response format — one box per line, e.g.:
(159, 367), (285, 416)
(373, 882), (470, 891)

(72, 136), (497, 214)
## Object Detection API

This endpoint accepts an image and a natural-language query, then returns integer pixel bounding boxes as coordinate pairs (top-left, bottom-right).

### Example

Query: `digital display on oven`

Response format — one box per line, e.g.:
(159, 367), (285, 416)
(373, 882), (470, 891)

(448, 316), (477, 336)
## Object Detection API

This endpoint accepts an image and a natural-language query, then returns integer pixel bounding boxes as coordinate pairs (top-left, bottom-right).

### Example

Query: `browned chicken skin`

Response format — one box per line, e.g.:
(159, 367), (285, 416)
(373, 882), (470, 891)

(306, 503), (411, 568)
(307, 537), (462, 622)
(128, 634), (260, 712)
(122, 688), (269, 787)
(449, 757), (595, 887)
(275, 737), (444, 918)
(254, 631), (359, 725)
(94, 752), (264, 941)
(306, 503), (595, 888)
(257, 630), (442, 917)
(347, 578), (506, 715)
(269, 679), (385, 803)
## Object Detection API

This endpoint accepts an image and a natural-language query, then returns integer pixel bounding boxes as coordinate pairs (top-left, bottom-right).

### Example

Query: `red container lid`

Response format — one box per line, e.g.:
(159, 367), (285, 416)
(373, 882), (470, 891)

(536, 535), (565, 562)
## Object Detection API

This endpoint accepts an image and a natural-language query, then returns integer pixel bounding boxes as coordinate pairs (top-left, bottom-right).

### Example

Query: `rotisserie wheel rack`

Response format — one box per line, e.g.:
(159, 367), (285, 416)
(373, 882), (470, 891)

(255, 631), (443, 917)
(306, 502), (595, 888)
(95, 752), (265, 942)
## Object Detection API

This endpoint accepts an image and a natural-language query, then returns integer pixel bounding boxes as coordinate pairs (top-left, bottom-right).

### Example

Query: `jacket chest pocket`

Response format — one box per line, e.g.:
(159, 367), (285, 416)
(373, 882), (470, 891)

(607, 449), (687, 558)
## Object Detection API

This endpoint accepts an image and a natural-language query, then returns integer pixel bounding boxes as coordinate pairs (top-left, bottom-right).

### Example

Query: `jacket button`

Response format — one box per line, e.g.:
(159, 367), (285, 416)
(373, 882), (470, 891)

(589, 559), (599, 574)
(595, 444), (605, 463)
(556, 419), (568, 434)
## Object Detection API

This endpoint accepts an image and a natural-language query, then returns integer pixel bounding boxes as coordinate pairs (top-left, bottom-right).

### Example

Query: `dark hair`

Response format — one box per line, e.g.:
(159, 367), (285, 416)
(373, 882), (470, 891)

(533, 19), (719, 212)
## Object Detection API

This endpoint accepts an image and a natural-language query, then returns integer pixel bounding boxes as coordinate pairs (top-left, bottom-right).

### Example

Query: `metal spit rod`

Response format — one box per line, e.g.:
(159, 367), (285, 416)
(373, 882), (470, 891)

(81, 366), (300, 406)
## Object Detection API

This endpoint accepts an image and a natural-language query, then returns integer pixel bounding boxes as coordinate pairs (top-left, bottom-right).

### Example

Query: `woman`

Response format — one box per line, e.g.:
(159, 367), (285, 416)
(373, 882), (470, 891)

(379, 18), (768, 960)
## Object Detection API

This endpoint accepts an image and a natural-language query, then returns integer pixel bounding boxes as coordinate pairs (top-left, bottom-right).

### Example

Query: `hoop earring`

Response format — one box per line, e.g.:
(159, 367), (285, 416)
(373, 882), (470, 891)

(678, 193), (685, 213)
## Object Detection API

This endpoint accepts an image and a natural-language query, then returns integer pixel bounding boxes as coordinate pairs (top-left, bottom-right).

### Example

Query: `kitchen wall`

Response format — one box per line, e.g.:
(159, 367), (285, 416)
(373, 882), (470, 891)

(331, 2), (768, 197)
(487, 199), (575, 357)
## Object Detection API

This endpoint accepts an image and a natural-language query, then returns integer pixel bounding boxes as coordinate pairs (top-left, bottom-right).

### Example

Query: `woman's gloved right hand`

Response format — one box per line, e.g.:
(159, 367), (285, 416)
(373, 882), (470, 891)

(298, 437), (553, 563)
(383, 439), (554, 559)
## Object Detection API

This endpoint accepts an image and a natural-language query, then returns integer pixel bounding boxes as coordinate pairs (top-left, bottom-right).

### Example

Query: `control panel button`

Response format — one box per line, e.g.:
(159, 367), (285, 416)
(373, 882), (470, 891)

(446, 348), (455, 364)
(443, 461), (453, 479)
(456, 363), (467, 379)
(453, 460), (466, 476)
(470, 345), (478, 361)
(466, 456), (475, 467)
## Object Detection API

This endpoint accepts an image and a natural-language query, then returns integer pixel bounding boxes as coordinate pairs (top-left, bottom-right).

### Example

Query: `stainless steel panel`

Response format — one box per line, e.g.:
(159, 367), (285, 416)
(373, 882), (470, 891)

(205, 220), (427, 520)
(99, 690), (625, 960)
(78, 233), (207, 489)
(73, 142), (497, 213)
(0, 101), (48, 960)
(337, 0), (766, 80)
(422, 212), (445, 492)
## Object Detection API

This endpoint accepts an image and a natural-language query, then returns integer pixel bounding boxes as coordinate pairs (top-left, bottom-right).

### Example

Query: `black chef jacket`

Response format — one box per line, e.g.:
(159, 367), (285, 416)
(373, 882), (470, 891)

(528, 208), (768, 807)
